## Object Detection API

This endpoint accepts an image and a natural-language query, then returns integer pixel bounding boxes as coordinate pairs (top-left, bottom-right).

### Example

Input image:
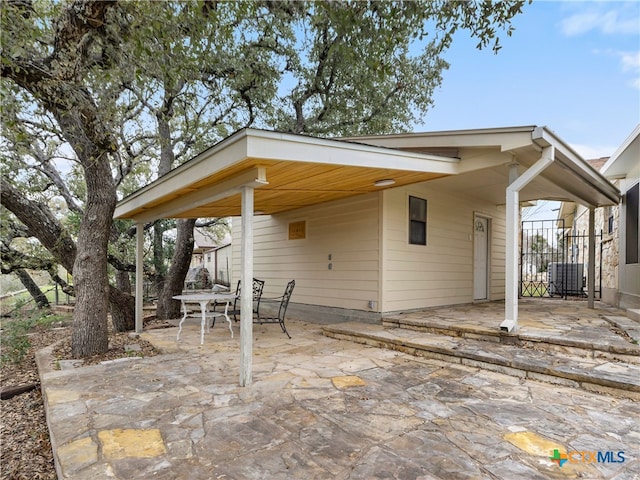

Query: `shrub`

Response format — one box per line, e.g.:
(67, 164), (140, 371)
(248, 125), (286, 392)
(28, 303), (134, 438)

(1, 318), (34, 365)
(0, 310), (70, 365)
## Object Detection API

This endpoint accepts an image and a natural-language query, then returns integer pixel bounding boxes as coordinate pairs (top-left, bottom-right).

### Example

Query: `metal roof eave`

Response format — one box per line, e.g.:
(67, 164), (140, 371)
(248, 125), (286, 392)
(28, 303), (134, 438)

(350, 125), (621, 207)
(531, 126), (621, 206)
(600, 124), (640, 178)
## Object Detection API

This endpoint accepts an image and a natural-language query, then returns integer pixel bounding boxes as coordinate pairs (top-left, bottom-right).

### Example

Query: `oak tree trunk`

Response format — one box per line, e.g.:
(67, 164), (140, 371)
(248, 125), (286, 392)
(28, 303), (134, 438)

(110, 269), (134, 332)
(156, 218), (196, 319)
(152, 220), (167, 299)
(15, 268), (49, 309)
(109, 285), (135, 332)
(0, 179), (76, 272)
(154, 101), (197, 320)
(2, 0), (119, 358)
(69, 146), (117, 357)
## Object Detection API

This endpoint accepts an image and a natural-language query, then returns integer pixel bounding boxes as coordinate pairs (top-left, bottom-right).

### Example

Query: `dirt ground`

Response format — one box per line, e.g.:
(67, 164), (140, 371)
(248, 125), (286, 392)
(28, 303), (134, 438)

(0, 320), (161, 480)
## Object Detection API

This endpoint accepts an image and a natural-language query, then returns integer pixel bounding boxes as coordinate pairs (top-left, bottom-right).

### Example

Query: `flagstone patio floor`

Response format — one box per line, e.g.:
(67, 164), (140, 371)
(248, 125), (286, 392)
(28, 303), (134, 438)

(36, 299), (640, 479)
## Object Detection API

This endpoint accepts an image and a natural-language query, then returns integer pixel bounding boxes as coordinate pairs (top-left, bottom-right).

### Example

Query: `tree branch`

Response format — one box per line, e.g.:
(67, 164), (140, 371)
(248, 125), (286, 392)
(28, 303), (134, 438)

(31, 142), (83, 214)
(1, 243), (56, 273)
(0, 177), (77, 272)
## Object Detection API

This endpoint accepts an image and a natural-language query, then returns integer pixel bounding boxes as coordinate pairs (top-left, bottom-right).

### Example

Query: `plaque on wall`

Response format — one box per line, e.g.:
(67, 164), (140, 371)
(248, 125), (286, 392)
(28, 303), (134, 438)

(288, 220), (306, 240)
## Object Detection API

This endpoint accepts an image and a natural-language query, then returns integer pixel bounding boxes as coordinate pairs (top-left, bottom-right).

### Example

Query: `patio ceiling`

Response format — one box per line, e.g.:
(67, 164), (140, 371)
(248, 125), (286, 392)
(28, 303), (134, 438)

(350, 126), (621, 208)
(423, 151), (619, 207)
(115, 129), (458, 222)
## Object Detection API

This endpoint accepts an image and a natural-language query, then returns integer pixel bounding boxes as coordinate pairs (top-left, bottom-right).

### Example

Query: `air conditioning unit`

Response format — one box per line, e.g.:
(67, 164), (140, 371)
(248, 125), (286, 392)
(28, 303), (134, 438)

(548, 263), (584, 296)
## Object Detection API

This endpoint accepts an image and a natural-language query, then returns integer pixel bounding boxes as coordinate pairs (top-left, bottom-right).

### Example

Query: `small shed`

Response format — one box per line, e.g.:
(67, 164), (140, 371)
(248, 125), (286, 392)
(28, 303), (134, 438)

(183, 266), (211, 290)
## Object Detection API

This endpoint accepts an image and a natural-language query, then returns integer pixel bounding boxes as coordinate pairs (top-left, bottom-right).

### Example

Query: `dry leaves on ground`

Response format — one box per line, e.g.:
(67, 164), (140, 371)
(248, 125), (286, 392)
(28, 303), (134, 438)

(1, 327), (67, 480)
(51, 329), (160, 366)
(1, 320), (165, 480)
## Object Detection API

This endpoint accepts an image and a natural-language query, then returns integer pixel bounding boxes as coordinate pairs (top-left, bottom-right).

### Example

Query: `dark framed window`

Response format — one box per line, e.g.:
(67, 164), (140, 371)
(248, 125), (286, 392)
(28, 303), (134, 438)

(625, 183), (639, 264)
(409, 196), (427, 245)
(607, 206), (614, 234)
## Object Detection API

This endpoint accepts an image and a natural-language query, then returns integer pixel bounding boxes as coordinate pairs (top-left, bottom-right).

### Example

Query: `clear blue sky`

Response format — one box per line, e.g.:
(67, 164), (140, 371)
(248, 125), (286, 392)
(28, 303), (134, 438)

(415, 0), (640, 160)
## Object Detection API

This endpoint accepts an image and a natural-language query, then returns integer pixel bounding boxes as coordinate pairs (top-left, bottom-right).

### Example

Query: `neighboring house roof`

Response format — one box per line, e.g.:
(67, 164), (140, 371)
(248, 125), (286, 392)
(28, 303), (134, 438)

(193, 230), (218, 251)
(557, 201), (575, 228)
(114, 126), (619, 222)
(193, 231), (231, 254)
(203, 242), (231, 254)
(586, 157), (609, 172)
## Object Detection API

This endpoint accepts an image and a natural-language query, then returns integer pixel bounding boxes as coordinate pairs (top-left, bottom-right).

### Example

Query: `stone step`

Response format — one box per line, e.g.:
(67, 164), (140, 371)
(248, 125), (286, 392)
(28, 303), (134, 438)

(602, 315), (640, 346)
(627, 308), (640, 322)
(323, 322), (640, 399)
(382, 316), (640, 365)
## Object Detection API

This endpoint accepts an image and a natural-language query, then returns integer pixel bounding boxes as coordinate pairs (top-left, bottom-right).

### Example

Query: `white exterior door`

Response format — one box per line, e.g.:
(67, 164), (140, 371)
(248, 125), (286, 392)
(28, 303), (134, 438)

(474, 216), (489, 300)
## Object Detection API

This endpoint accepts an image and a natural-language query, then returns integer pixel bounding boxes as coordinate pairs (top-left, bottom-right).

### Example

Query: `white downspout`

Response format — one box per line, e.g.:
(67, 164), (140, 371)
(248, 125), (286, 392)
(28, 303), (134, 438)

(135, 222), (144, 334)
(501, 145), (555, 332)
(239, 186), (254, 387)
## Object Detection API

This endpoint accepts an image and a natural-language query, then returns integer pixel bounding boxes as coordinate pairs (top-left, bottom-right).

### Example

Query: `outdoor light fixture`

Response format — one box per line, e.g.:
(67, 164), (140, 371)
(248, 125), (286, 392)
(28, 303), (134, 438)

(374, 179), (396, 187)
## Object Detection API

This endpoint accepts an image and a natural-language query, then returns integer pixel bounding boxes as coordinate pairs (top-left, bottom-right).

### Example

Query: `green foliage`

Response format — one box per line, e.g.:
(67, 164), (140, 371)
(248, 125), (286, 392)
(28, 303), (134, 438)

(34, 311), (68, 328)
(266, 0), (530, 135)
(1, 317), (33, 365)
(0, 274), (24, 295)
(11, 295), (28, 311)
(1, 0), (529, 207)
(530, 234), (549, 252)
(0, 310), (68, 365)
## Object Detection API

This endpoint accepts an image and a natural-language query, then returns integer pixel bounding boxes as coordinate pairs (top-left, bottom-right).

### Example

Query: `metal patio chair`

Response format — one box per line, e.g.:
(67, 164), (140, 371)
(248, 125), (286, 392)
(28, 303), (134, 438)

(211, 278), (265, 325)
(253, 280), (295, 339)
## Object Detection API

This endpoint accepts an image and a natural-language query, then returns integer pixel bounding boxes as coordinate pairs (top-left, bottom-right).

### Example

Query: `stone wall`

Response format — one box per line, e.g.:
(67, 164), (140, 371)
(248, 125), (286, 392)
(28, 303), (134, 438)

(573, 180), (620, 305)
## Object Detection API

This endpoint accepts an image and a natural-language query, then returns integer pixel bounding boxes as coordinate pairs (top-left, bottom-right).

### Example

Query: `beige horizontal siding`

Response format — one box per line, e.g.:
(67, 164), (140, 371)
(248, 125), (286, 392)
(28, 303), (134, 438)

(232, 193), (380, 311)
(231, 180), (506, 315)
(490, 211), (506, 300)
(381, 183), (505, 312)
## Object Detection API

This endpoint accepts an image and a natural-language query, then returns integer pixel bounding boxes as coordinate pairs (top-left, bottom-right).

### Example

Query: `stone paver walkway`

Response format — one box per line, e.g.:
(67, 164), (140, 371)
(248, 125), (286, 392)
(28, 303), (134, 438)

(37, 311), (640, 479)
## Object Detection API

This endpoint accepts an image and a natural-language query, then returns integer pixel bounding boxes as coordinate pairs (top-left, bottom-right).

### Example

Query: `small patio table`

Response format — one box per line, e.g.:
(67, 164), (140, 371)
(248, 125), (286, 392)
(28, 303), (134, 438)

(173, 293), (237, 344)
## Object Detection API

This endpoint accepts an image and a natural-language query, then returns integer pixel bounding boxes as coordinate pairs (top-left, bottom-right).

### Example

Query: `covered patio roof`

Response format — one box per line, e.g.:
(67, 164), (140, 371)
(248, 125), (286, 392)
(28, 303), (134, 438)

(115, 129), (458, 222)
(115, 127), (620, 223)
(348, 125), (620, 208)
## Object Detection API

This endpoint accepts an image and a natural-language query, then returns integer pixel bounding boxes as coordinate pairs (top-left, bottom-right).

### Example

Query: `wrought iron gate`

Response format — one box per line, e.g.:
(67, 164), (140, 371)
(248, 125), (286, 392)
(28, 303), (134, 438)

(520, 219), (602, 298)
